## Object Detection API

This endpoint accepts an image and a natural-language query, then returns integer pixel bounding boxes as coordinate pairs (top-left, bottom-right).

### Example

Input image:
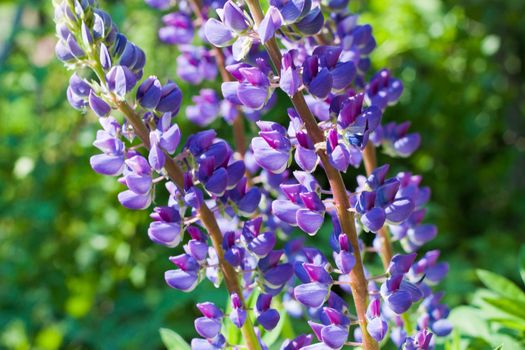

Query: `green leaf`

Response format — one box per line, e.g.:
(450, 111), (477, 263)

(159, 328), (191, 350)
(494, 345), (503, 350)
(481, 296), (525, 320)
(488, 318), (525, 332)
(519, 246), (525, 286)
(476, 269), (525, 303)
(448, 306), (490, 340)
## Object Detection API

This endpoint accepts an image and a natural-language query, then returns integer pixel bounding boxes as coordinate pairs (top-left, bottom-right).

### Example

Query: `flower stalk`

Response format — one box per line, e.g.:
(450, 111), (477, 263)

(116, 98), (261, 350)
(243, 1), (379, 348)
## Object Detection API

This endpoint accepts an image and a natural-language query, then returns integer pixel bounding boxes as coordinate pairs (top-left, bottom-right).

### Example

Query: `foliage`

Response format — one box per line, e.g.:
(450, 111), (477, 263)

(446, 246), (525, 350)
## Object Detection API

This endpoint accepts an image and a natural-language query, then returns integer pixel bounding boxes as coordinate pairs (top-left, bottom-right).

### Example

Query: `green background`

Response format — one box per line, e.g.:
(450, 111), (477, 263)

(0, 0), (523, 348)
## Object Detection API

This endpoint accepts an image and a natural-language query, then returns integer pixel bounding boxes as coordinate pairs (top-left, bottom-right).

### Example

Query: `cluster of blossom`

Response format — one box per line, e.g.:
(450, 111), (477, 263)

(54, 0), (452, 349)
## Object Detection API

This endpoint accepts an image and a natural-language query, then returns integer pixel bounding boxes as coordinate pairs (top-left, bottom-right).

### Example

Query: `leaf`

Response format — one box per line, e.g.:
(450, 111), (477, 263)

(488, 318), (525, 332)
(448, 306), (490, 340)
(481, 296), (525, 320)
(159, 328), (191, 350)
(476, 269), (525, 303)
(494, 345), (503, 350)
(519, 246), (525, 286)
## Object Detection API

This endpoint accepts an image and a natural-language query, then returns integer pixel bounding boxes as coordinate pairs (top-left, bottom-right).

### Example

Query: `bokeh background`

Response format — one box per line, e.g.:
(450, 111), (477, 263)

(0, 0), (524, 349)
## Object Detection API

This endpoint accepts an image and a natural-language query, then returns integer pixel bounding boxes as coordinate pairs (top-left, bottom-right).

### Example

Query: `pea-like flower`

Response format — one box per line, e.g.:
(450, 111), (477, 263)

(251, 121), (292, 174)
(370, 121), (421, 158)
(272, 171), (326, 235)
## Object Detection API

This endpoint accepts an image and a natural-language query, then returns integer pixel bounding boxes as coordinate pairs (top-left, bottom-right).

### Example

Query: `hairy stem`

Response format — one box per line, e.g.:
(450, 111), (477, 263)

(243, 2), (378, 349)
(363, 143), (393, 269)
(115, 99), (261, 350)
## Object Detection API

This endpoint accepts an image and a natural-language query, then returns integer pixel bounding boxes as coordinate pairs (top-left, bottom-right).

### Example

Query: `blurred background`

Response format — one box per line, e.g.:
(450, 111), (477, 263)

(0, 0), (523, 349)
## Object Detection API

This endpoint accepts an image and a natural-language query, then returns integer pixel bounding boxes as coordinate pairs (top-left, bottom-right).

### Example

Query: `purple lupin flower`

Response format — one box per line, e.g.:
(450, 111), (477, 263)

(272, 172), (326, 235)
(90, 117), (126, 176)
(229, 293), (247, 328)
(158, 12), (194, 45)
(251, 121), (291, 174)
(186, 89), (221, 127)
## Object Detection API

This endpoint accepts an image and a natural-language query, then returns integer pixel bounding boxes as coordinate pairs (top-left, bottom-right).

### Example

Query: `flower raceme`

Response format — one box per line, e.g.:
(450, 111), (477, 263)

(53, 0), (452, 349)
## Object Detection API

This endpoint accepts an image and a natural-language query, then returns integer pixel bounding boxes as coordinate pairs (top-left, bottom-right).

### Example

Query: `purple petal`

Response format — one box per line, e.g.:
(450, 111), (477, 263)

(294, 282), (329, 308)
(394, 133), (420, 157)
(258, 6), (283, 43)
(387, 290), (412, 314)
(195, 317), (222, 339)
(296, 208), (324, 235)
(361, 207), (386, 232)
(321, 325), (348, 349)
(118, 190), (152, 210)
(247, 231), (276, 256)
(165, 269), (198, 292)
(272, 200), (301, 225)
(307, 68), (332, 99)
(237, 83), (269, 110)
(90, 154), (124, 176)
(205, 168), (228, 196)
(251, 137), (290, 174)
(148, 221), (181, 247)
(230, 308), (246, 328)
(385, 198), (414, 223)
(257, 309), (280, 330)
(125, 174), (152, 195)
(366, 317), (388, 342)
(331, 62), (356, 90)
(204, 18), (233, 47)
(295, 146), (318, 172)
(295, 8), (324, 35)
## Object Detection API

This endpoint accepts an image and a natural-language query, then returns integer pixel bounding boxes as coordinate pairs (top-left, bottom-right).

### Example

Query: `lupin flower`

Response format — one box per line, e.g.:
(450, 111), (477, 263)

(165, 253), (200, 292)
(272, 171), (326, 235)
(148, 205), (183, 247)
(204, 1), (254, 60)
(230, 293), (247, 328)
(370, 121), (421, 157)
(186, 89), (221, 127)
(380, 253), (423, 314)
(54, 0), (453, 348)
(90, 117), (126, 176)
(176, 46), (218, 85)
(258, 250), (294, 295)
(280, 50), (302, 96)
(270, 0), (324, 36)
(307, 307), (350, 349)
(158, 12), (194, 45)
(222, 63), (274, 110)
(336, 17), (376, 84)
(118, 155), (154, 210)
(402, 329), (433, 350)
(366, 297), (388, 342)
(334, 92), (382, 150)
(251, 121), (292, 174)
(194, 302), (224, 339)
(288, 109), (318, 172)
(354, 164), (415, 232)
(366, 69), (404, 110)
(418, 292), (452, 337)
(255, 294), (280, 330)
(410, 250), (449, 285)
(302, 46), (356, 98)
(280, 334), (313, 350)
